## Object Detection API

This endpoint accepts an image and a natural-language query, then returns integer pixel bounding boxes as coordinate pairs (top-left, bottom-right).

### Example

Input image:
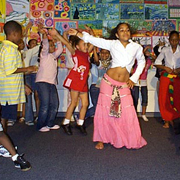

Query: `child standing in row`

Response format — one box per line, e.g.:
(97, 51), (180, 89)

(86, 48), (112, 119)
(131, 46), (155, 122)
(68, 23), (147, 149)
(154, 31), (180, 129)
(35, 25), (63, 132)
(49, 27), (94, 135)
(0, 20), (36, 170)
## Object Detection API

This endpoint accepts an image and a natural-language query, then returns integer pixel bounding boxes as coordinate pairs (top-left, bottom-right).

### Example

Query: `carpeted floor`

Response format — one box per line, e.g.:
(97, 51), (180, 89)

(1, 117), (180, 180)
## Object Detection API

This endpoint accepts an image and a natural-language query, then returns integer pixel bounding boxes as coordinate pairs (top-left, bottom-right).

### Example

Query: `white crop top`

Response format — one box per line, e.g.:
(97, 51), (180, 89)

(81, 32), (145, 83)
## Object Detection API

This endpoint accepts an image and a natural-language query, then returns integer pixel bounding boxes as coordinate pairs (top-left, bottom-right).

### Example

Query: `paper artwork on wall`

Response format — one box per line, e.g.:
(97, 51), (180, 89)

(6, 0), (29, 26)
(70, 3), (96, 20)
(30, 0), (54, 27)
(54, 0), (70, 19)
(168, 7), (180, 19)
(96, 3), (119, 20)
(120, 0), (143, 3)
(120, 4), (144, 20)
(144, 0), (167, 4)
(132, 36), (152, 46)
(0, 0), (6, 21)
(54, 19), (78, 34)
(145, 4), (168, 20)
(96, 0), (119, 3)
(168, 0), (180, 7)
(72, 0), (95, 3)
(151, 19), (176, 36)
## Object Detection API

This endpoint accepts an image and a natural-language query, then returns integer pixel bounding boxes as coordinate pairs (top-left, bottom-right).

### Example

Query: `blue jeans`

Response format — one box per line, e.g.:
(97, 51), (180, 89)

(36, 82), (59, 130)
(131, 86), (148, 111)
(25, 74), (34, 122)
(86, 84), (100, 118)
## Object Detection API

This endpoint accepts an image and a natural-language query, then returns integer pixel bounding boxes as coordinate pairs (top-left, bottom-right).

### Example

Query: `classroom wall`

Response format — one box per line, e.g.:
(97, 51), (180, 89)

(0, 0), (180, 113)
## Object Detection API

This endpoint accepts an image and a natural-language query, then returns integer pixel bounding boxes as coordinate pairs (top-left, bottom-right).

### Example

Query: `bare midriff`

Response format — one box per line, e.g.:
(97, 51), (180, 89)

(106, 67), (130, 82)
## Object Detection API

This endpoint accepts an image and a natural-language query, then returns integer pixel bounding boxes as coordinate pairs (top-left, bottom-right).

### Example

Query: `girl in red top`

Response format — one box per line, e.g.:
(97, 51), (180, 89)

(49, 26), (94, 135)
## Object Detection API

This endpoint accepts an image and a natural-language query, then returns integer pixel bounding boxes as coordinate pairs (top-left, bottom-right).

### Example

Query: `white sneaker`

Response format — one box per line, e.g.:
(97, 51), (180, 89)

(47, 125), (60, 130)
(142, 115), (149, 122)
(0, 146), (11, 158)
(7, 121), (15, 126)
(39, 127), (50, 132)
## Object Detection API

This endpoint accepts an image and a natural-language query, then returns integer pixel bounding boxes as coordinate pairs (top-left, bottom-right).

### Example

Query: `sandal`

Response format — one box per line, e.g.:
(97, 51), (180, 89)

(19, 117), (25, 123)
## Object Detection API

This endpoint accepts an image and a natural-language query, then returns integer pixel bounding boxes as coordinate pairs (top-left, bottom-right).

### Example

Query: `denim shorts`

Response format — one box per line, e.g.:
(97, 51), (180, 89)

(1, 104), (18, 120)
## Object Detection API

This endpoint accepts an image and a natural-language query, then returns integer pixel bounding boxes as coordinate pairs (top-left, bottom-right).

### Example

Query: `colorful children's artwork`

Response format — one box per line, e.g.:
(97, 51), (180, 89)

(30, 0), (54, 27)
(120, 0), (143, 3)
(70, 3), (96, 20)
(96, 0), (120, 3)
(144, 0), (167, 4)
(176, 20), (180, 32)
(54, 20), (78, 34)
(54, 0), (70, 19)
(168, 7), (180, 19)
(72, 0), (95, 3)
(0, 22), (5, 41)
(168, 0), (180, 7)
(96, 4), (119, 20)
(102, 20), (121, 37)
(126, 20), (153, 36)
(0, 0), (6, 21)
(145, 4), (168, 20)
(151, 20), (176, 36)
(58, 52), (66, 68)
(120, 4), (144, 20)
(132, 37), (152, 46)
(6, 0), (29, 26)
(78, 20), (103, 37)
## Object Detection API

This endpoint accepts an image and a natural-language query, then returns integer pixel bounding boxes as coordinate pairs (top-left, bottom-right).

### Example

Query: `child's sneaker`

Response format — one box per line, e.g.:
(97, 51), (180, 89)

(14, 154), (31, 171)
(0, 146), (11, 157)
(39, 126), (50, 132)
(142, 115), (149, 122)
(47, 125), (60, 130)
(7, 120), (15, 126)
(25, 121), (34, 126)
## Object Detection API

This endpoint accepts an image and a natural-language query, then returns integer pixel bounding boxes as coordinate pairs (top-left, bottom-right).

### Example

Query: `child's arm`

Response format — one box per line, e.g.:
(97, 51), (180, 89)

(63, 30), (69, 42)
(13, 66), (37, 74)
(53, 41), (63, 59)
(49, 29), (75, 55)
(128, 45), (145, 86)
(68, 28), (113, 51)
(84, 25), (94, 53)
(154, 48), (173, 74)
(38, 24), (49, 57)
(93, 47), (100, 66)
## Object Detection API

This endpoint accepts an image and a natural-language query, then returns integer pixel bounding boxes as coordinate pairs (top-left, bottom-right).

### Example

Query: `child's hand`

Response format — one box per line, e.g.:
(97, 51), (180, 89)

(164, 66), (173, 74)
(27, 21), (33, 30)
(25, 85), (32, 96)
(173, 68), (180, 75)
(27, 66), (38, 73)
(126, 79), (134, 89)
(38, 23), (46, 34)
(68, 28), (78, 36)
(49, 28), (58, 37)
(84, 25), (94, 35)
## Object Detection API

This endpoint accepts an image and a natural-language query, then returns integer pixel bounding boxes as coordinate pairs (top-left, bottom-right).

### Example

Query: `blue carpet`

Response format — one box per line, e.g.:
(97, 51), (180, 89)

(1, 117), (180, 180)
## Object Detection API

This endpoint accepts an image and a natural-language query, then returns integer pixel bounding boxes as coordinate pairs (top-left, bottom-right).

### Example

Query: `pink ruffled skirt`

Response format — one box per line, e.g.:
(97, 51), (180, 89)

(93, 74), (147, 149)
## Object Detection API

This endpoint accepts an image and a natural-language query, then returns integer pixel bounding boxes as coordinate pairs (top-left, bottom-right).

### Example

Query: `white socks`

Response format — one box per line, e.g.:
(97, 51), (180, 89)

(63, 118), (70, 125)
(12, 154), (18, 161)
(77, 119), (84, 126)
(142, 115), (148, 122)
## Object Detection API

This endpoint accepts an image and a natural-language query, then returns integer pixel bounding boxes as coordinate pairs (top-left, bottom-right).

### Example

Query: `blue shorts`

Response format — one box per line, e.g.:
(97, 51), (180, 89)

(25, 73), (38, 91)
(1, 104), (18, 120)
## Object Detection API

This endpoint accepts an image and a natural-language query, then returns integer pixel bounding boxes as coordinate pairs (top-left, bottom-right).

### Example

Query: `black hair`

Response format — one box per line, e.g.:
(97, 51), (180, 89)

(108, 22), (132, 40)
(71, 36), (81, 48)
(169, 30), (179, 39)
(28, 39), (37, 46)
(3, 20), (22, 36)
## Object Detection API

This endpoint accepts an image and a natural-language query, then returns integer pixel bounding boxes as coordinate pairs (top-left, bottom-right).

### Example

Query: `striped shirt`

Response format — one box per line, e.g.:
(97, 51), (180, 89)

(0, 40), (25, 105)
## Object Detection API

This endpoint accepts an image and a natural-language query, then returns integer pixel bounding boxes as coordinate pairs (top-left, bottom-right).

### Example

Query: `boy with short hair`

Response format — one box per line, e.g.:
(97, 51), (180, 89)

(0, 20), (36, 171)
